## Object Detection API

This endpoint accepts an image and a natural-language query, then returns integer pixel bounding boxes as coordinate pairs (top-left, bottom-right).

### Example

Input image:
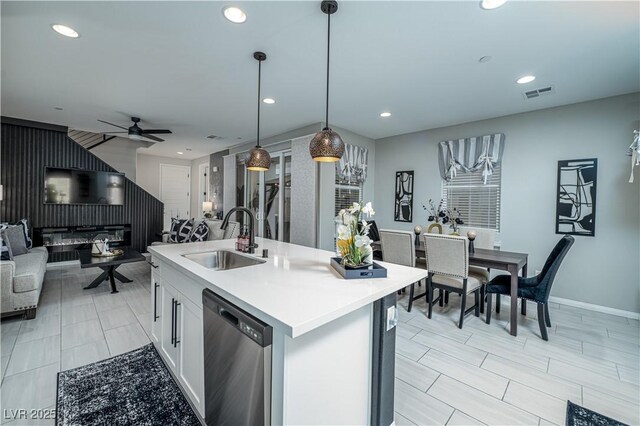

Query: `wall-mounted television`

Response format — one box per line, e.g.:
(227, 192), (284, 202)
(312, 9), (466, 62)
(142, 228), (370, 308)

(44, 167), (125, 205)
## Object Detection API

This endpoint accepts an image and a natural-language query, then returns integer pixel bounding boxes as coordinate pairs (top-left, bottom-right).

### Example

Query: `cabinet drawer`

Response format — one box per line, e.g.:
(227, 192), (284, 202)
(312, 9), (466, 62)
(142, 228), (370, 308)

(163, 264), (205, 310)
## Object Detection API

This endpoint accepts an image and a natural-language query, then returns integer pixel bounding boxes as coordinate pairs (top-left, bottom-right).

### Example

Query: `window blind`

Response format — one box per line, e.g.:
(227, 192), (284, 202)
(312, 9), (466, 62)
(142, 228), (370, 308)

(335, 183), (362, 216)
(441, 165), (501, 230)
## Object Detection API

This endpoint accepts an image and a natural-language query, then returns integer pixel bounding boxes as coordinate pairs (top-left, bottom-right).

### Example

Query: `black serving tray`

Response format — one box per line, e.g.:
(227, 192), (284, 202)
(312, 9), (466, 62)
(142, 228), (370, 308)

(330, 257), (388, 280)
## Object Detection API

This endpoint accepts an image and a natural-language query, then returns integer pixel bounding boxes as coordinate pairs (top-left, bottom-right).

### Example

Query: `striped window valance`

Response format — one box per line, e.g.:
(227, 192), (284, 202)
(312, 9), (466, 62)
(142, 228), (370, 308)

(336, 144), (368, 184)
(438, 133), (505, 184)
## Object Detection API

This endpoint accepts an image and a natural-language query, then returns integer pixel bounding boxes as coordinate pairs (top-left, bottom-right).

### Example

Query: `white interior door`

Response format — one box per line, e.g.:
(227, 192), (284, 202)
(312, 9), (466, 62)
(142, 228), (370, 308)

(160, 164), (191, 230)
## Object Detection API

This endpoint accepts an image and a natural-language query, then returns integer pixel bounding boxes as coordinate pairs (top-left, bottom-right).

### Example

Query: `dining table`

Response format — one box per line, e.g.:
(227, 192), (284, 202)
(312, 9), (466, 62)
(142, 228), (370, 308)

(373, 240), (528, 336)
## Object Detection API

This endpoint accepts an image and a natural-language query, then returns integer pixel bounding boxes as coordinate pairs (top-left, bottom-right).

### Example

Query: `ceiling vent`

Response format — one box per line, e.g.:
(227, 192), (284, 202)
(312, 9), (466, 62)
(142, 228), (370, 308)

(523, 85), (555, 100)
(206, 134), (218, 139)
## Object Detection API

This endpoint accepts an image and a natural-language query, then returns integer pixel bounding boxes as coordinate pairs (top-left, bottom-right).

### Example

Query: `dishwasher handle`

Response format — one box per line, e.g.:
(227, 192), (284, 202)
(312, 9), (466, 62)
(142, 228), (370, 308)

(219, 309), (239, 326)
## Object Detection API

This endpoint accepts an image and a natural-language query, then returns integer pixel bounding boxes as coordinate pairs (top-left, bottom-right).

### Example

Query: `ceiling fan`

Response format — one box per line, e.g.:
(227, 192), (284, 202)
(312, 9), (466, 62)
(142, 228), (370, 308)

(98, 116), (172, 142)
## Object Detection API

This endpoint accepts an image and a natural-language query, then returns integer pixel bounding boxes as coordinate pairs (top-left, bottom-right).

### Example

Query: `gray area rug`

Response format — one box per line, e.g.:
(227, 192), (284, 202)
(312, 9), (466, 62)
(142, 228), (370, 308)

(566, 400), (627, 426)
(56, 343), (200, 426)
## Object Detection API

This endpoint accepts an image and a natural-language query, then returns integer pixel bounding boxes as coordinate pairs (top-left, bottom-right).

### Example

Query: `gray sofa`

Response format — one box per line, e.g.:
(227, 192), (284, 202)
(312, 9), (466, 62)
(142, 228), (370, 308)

(0, 246), (48, 319)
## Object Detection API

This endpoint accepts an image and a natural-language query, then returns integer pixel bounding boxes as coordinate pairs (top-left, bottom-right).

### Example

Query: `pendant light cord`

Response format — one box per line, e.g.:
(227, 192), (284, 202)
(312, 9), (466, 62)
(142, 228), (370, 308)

(256, 59), (262, 148)
(325, 10), (331, 130)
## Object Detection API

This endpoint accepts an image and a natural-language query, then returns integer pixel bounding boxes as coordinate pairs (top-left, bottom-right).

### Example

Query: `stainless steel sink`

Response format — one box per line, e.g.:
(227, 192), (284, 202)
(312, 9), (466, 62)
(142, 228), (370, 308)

(182, 250), (266, 271)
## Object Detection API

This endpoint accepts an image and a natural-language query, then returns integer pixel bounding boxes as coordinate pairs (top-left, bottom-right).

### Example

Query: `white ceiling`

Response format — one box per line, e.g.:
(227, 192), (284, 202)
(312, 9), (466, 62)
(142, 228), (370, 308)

(2, 1), (638, 159)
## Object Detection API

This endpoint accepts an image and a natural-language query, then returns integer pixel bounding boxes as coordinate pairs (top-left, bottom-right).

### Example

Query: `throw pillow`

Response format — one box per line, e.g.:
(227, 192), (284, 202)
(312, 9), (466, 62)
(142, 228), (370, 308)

(15, 219), (33, 249)
(0, 219), (32, 250)
(168, 218), (185, 243)
(189, 221), (209, 242)
(0, 230), (13, 261)
(204, 220), (225, 240)
(177, 219), (195, 243)
(4, 225), (27, 256)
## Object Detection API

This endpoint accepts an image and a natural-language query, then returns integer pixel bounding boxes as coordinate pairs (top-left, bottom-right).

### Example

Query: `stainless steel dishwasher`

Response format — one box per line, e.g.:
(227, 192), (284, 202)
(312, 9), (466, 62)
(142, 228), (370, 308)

(202, 289), (273, 426)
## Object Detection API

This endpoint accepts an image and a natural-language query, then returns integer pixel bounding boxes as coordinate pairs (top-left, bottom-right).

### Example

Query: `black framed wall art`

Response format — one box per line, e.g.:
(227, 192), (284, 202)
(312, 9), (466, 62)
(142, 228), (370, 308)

(394, 170), (414, 222)
(556, 158), (597, 237)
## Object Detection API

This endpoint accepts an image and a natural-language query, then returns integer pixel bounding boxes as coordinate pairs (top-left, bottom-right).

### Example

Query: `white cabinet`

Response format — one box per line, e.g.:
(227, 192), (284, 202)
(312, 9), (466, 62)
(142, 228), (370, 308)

(150, 266), (161, 344)
(151, 263), (205, 418)
(177, 295), (205, 415)
(160, 282), (180, 372)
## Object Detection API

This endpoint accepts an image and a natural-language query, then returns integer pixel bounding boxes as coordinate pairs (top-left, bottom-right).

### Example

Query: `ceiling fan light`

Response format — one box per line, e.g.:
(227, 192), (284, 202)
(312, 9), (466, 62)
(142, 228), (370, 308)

(128, 134), (143, 141)
(246, 147), (271, 171)
(309, 128), (344, 163)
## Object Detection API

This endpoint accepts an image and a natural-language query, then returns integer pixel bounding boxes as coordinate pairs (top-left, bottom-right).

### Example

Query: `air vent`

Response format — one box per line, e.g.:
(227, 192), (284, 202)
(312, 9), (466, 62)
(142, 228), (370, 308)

(206, 135), (218, 139)
(523, 85), (555, 100)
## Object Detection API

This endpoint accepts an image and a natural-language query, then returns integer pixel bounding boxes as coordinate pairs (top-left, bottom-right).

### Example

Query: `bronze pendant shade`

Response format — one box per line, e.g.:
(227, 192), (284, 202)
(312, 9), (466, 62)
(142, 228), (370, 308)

(309, 0), (345, 163)
(247, 51), (271, 172)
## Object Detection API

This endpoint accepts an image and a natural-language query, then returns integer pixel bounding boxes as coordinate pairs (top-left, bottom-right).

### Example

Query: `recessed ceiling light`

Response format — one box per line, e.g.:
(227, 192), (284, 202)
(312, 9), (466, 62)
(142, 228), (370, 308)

(478, 56), (492, 63)
(51, 24), (79, 38)
(516, 75), (536, 84)
(223, 6), (247, 23)
(263, 98), (275, 104)
(53, 106), (64, 111)
(380, 112), (391, 118)
(480, 0), (507, 10)
(177, 151), (184, 155)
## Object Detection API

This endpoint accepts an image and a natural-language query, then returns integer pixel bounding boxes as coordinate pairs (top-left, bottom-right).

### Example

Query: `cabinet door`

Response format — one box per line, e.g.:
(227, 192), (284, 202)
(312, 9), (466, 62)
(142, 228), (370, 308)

(150, 272), (161, 344)
(160, 283), (180, 372)
(177, 295), (205, 417)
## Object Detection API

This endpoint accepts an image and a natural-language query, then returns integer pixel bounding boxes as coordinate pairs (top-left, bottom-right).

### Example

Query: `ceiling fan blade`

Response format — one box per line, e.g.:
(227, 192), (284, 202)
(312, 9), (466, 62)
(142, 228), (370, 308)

(142, 134), (164, 142)
(142, 129), (172, 134)
(104, 131), (128, 134)
(97, 119), (129, 130)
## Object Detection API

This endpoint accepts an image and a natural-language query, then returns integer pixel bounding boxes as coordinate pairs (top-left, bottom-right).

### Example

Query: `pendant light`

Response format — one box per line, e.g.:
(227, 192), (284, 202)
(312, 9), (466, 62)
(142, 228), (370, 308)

(309, 0), (345, 163)
(246, 51), (271, 171)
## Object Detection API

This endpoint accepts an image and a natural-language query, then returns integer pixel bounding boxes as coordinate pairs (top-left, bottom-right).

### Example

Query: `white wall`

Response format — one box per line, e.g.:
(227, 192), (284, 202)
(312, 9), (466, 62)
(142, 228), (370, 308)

(136, 153), (192, 200)
(374, 93), (640, 313)
(90, 137), (143, 182)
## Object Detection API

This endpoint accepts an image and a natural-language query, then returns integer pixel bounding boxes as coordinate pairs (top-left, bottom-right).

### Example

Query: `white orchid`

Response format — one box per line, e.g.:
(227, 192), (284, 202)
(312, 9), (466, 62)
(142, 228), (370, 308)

(337, 224), (351, 240)
(354, 235), (371, 248)
(362, 202), (375, 216)
(335, 201), (375, 267)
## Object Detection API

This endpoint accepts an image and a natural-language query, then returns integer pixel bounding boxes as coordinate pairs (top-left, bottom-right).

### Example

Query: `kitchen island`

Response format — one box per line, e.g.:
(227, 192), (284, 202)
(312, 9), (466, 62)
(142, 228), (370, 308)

(148, 238), (427, 426)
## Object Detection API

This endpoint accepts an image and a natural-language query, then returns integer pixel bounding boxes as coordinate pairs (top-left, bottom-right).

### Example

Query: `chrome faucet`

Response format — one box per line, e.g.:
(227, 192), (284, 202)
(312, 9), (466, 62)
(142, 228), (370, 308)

(221, 207), (258, 254)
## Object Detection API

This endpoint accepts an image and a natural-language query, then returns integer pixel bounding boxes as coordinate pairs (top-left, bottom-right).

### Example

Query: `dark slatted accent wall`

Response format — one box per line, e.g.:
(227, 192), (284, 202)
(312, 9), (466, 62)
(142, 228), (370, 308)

(0, 119), (163, 262)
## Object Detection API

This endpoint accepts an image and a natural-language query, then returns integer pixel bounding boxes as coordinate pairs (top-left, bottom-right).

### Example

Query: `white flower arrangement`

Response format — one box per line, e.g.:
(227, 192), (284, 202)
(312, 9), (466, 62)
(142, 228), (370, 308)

(336, 202), (375, 267)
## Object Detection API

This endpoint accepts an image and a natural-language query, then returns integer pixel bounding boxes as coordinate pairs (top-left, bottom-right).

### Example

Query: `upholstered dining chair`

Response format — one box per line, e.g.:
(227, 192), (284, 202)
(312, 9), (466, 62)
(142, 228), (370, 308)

(379, 229), (425, 312)
(422, 234), (482, 329)
(485, 235), (575, 340)
(458, 226), (497, 313)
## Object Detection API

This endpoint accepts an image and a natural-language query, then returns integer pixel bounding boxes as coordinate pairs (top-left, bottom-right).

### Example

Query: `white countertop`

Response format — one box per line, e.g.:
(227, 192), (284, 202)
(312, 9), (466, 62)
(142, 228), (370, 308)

(148, 238), (427, 338)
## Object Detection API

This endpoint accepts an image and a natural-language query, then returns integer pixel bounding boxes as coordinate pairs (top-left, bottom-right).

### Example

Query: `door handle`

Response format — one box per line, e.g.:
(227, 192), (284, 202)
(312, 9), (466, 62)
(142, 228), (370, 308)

(153, 283), (159, 321)
(170, 298), (175, 344)
(173, 301), (181, 347)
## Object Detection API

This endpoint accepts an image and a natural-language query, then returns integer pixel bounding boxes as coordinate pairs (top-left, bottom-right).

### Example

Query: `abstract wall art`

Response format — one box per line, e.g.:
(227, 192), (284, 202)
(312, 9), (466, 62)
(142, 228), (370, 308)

(394, 170), (414, 222)
(556, 158), (597, 237)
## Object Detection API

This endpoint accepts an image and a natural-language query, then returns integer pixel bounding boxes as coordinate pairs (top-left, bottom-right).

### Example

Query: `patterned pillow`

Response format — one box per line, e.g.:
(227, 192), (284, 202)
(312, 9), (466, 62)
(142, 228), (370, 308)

(189, 221), (209, 242)
(0, 230), (13, 261)
(177, 219), (194, 243)
(168, 218), (185, 243)
(0, 219), (32, 250)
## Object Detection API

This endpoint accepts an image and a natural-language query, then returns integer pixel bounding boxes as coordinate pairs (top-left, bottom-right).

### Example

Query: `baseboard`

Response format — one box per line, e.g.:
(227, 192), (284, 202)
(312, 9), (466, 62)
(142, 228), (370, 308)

(548, 296), (640, 320)
(46, 260), (80, 269)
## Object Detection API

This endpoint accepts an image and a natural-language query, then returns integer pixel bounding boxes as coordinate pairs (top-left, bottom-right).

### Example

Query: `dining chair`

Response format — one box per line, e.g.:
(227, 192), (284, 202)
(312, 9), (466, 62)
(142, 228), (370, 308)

(379, 229), (425, 312)
(458, 226), (496, 313)
(485, 235), (575, 340)
(422, 234), (481, 329)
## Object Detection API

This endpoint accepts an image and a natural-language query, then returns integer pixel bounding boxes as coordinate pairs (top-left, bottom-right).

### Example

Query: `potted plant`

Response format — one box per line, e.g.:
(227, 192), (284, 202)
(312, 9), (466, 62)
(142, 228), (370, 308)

(336, 202), (375, 268)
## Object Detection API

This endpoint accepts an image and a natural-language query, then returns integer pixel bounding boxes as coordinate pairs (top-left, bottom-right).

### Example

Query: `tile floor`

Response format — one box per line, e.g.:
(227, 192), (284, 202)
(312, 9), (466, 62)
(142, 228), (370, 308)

(1, 263), (638, 425)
